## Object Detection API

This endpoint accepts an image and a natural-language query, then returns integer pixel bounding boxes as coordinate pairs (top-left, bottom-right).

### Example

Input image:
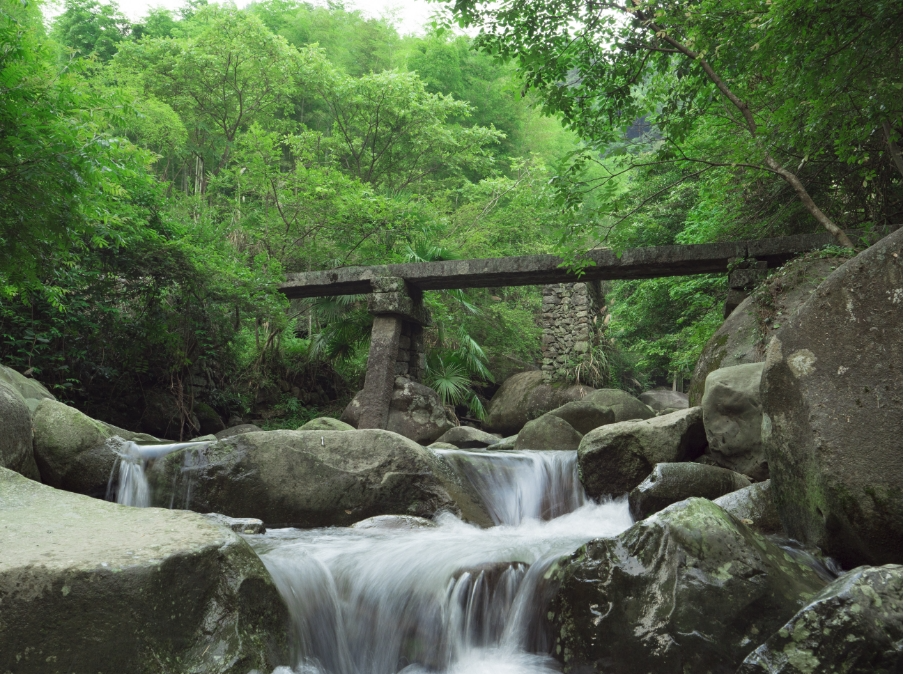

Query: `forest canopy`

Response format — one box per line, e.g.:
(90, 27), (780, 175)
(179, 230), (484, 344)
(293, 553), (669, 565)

(0, 0), (900, 435)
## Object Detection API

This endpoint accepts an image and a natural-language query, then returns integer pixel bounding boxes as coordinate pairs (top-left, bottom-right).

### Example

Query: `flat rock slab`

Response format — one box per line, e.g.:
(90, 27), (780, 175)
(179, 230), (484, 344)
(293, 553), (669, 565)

(0, 467), (287, 674)
(629, 462), (751, 519)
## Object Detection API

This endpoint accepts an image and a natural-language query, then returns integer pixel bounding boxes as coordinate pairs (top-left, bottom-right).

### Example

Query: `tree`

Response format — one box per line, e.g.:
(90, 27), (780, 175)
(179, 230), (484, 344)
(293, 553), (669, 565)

(316, 69), (503, 193)
(113, 6), (321, 193)
(50, 0), (132, 61)
(448, 0), (903, 247)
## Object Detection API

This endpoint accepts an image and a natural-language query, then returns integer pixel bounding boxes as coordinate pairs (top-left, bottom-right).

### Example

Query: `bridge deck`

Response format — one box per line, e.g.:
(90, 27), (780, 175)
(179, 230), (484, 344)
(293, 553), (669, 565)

(279, 232), (836, 298)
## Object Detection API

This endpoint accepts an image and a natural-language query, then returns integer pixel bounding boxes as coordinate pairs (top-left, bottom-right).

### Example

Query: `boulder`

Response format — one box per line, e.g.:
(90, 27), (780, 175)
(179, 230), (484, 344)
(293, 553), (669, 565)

(350, 515), (437, 530)
(491, 435), (518, 451)
(0, 364), (55, 403)
(514, 414), (584, 451)
(0, 379), (40, 480)
(147, 429), (488, 528)
(547, 399), (616, 435)
(297, 417), (355, 432)
(215, 423), (263, 440)
(688, 256), (841, 405)
(435, 426), (500, 449)
(549, 498), (828, 674)
(578, 407), (707, 498)
(342, 377), (457, 445)
(483, 371), (595, 436)
(427, 441), (459, 450)
(638, 389), (689, 412)
(761, 229), (903, 567)
(701, 362), (768, 481)
(0, 467), (288, 674)
(585, 388), (655, 422)
(739, 564), (903, 674)
(194, 401), (226, 436)
(32, 399), (156, 498)
(713, 480), (783, 536)
(204, 513), (266, 534)
(628, 462), (752, 520)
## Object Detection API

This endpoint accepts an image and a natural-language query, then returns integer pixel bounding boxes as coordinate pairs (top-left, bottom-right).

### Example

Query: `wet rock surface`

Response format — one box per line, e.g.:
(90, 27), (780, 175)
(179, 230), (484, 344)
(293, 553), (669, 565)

(714, 479), (783, 536)
(350, 514), (437, 530)
(549, 498), (829, 674)
(0, 379), (40, 480)
(0, 467), (288, 674)
(146, 429), (473, 528)
(578, 407), (707, 498)
(484, 370), (595, 436)
(739, 564), (903, 674)
(628, 462), (751, 520)
(702, 362), (768, 480)
(761, 230), (903, 567)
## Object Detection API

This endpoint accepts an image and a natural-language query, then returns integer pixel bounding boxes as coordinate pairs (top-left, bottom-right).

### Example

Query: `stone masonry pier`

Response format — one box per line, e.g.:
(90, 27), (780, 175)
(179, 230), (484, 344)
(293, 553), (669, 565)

(280, 232), (841, 431)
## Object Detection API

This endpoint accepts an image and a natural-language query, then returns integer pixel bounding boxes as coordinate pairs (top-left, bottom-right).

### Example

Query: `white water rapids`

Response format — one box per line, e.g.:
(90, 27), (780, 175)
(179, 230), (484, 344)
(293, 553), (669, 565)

(248, 449), (634, 674)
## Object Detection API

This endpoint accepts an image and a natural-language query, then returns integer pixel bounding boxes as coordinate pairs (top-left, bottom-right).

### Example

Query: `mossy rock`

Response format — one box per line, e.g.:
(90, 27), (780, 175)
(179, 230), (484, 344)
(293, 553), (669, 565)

(549, 498), (830, 673)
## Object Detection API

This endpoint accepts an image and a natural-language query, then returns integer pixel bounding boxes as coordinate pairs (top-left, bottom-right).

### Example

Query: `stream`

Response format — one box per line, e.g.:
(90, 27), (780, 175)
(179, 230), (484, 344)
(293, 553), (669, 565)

(108, 443), (633, 673)
(248, 449), (632, 674)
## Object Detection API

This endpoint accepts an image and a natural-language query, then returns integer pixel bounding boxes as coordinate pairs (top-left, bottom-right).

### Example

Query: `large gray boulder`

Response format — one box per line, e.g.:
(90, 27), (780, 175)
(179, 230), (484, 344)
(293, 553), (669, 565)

(342, 377), (456, 444)
(297, 417), (354, 432)
(215, 423), (262, 440)
(147, 429), (490, 528)
(585, 388), (655, 422)
(639, 389), (689, 412)
(713, 480), (783, 536)
(701, 362), (768, 481)
(628, 462), (752, 519)
(0, 364), (55, 414)
(578, 407), (707, 498)
(0, 380), (40, 480)
(435, 426), (500, 449)
(761, 229), (903, 567)
(514, 413), (584, 451)
(739, 564), (903, 674)
(32, 399), (156, 498)
(548, 498), (829, 674)
(0, 467), (288, 674)
(484, 370), (595, 436)
(547, 399), (616, 434)
(688, 256), (840, 405)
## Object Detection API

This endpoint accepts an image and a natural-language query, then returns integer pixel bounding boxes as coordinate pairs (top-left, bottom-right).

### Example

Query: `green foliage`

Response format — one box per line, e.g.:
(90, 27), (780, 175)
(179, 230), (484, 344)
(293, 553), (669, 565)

(51, 0), (131, 61)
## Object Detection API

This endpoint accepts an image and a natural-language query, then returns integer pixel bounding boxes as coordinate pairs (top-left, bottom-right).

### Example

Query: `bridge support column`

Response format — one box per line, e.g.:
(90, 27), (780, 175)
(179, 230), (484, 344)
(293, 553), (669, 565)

(357, 277), (430, 430)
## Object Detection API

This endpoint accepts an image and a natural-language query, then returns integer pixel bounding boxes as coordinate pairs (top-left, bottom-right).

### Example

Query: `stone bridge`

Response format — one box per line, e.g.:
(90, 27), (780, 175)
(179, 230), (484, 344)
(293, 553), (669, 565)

(279, 232), (838, 430)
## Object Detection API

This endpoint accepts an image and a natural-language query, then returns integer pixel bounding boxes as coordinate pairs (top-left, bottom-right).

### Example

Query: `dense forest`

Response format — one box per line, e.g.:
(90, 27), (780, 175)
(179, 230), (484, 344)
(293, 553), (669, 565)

(1, 0), (900, 436)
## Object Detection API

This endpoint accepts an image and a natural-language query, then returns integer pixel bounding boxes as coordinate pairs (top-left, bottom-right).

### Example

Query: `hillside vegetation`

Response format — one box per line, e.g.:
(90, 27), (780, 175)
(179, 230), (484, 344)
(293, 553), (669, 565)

(1, 0), (899, 435)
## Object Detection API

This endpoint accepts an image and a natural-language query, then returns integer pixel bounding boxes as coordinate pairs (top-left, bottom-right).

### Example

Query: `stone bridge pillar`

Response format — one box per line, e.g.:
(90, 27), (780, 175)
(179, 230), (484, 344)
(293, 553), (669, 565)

(357, 277), (429, 430)
(541, 281), (606, 384)
(724, 258), (768, 317)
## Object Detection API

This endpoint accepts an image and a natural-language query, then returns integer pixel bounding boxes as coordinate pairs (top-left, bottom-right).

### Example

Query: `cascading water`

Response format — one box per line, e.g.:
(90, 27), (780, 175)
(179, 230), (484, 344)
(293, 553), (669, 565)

(249, 449), (633, 674)
(106, 439), (210, 507)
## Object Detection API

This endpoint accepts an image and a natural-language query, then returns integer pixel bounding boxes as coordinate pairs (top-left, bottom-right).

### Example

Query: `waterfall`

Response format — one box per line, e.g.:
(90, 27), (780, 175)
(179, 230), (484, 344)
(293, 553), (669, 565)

(249, 449), (633, 674)
(106, 439), (209, 507)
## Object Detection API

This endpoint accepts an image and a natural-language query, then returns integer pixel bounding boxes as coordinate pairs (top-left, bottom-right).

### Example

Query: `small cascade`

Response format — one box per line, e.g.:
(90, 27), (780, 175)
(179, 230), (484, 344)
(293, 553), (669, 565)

(433, 449), (586, 525)
(106, 439), (209, 507)
(250, 449), (633, 674)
